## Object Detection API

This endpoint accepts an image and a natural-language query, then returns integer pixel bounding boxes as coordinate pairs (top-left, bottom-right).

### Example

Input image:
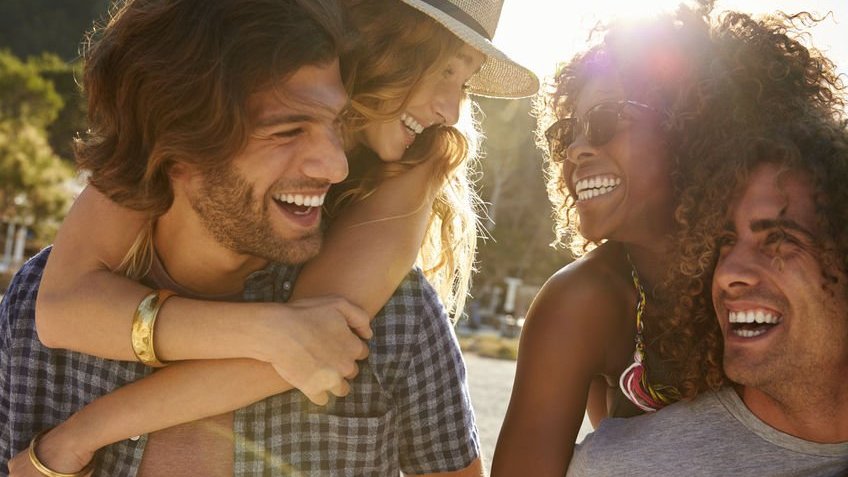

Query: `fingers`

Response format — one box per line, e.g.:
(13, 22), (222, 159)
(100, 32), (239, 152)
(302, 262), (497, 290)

(306, 390), (329, 406)
(333, 299), (373, 340)
(344, 361), (360, 380)
(330, 379), (351, 398)
(305, 374), (351, 406)
(356, 340), (369, 360)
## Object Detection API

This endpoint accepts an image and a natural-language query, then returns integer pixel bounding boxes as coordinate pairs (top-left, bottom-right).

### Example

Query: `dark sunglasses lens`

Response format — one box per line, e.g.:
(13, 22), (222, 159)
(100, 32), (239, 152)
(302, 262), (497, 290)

(586, 108), (619, 146)
(547, 120), (575, 159)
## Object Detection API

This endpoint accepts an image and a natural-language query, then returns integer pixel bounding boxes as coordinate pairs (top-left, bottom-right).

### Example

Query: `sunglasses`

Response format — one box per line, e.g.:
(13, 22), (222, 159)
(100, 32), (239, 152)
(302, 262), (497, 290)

(545, 100), (656, 161)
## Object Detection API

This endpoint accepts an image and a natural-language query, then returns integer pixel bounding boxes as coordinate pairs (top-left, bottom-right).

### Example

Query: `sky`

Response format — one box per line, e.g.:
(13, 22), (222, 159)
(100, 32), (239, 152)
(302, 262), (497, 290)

(493, 0), (848, 82)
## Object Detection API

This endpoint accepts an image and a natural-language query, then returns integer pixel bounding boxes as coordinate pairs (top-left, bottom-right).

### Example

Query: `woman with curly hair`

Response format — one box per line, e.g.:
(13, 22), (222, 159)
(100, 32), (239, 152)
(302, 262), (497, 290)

(11, 0), (537, 474)
(493, 4), (844, 475)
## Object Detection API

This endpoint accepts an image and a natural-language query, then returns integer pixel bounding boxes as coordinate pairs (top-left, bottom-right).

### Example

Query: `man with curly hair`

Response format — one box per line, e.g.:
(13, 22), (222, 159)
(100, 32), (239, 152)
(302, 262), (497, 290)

(566, 107), (848, 475)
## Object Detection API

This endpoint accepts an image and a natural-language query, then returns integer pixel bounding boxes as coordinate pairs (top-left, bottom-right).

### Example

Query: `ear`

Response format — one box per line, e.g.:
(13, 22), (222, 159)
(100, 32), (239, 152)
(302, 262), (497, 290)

(167, 161), (202, 197)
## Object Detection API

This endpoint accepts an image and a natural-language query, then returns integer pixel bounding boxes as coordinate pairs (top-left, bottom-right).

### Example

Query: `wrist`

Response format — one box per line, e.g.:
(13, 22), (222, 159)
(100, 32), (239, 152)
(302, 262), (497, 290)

(33, 423), (96, 475)
(241, 302), (290, 363)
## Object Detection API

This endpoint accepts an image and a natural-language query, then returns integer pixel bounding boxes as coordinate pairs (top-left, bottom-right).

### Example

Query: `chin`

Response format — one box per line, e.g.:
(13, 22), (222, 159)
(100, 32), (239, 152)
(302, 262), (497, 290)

(577, 223), (607, 243)
(373, 145), (404, 162)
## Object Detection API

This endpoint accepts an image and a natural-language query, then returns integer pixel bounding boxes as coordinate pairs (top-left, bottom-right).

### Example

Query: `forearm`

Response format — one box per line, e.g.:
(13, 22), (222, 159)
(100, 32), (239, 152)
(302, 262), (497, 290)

(37, 269), (275, 363)
(294, 160), (439, 315)
(51, 359), (290, 454)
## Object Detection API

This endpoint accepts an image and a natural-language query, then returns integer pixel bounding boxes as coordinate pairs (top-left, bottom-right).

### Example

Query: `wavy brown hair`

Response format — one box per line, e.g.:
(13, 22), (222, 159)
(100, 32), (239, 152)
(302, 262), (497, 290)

(537, 4), (846, 398)
(76, 0), (351, 217)
(330, 0), (483, 319)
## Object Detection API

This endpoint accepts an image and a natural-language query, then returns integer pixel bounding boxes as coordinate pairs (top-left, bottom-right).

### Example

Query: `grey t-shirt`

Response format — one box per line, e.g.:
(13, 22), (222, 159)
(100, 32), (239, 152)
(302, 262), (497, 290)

(568, 387), (848, 477)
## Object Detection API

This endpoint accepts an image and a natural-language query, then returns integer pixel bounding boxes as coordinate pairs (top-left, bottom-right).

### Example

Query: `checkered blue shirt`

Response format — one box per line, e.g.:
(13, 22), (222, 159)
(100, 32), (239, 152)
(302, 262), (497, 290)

(1, 247), (479, 476)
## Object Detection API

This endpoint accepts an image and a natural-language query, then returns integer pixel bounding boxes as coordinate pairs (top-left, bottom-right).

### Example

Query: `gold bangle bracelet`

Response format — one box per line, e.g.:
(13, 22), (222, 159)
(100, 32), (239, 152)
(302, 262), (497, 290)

(131, 289), (176, 368)
(28, 429), (95, 477)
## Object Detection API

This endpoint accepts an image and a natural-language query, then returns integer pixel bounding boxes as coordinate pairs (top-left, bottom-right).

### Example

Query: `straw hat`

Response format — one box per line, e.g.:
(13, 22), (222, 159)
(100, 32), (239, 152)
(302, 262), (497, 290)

(399, 0), (539, 98)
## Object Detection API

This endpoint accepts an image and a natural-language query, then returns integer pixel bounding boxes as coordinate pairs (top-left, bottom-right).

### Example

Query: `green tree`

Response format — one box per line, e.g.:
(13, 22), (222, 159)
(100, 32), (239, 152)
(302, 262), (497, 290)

(0, 51), (76, 241)
(0, 50), (64, 127)
(0, 121), (74, 239)
(474, 97), (572, 296)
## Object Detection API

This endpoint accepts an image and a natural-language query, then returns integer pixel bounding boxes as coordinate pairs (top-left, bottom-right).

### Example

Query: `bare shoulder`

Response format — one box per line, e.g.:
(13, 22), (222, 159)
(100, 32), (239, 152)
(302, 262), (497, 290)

(52, 185), (148, 270)
(521, 243), (633, 367)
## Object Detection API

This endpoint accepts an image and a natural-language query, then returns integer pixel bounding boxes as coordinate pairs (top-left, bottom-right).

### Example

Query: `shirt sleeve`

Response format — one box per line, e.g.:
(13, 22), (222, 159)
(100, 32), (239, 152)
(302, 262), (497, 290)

(0, 249), (50, 472)
(392, 272), (480, 474)
(566, 436), (594, 477)
(0, 281), (14, 473)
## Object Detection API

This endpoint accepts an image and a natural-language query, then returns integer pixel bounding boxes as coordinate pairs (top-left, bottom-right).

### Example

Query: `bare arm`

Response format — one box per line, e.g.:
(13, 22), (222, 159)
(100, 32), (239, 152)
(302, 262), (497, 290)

(37, 158), (439, 358)
(292, 158), (438, 314)
(491, 266), (626, 477)
(28, 160), (439, 470)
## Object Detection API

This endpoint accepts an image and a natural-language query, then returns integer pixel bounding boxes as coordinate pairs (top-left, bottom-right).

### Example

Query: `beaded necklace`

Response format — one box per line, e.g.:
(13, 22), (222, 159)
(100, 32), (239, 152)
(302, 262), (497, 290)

(618, 253), (680, 412)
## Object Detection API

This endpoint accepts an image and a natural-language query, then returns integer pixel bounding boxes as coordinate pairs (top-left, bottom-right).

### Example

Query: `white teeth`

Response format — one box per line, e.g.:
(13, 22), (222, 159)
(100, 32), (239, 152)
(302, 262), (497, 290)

(401, 113), (424, 134)
(728, 310), (781, 325)
(574, 176), (621, 201)
(732, 328), (768, 338)
(273, 192), (326, 208)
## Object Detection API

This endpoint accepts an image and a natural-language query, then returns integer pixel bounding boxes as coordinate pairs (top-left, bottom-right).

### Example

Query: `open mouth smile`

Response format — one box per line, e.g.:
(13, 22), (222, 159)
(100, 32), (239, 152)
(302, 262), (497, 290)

(574, 175), (621, 202)
(272, 192), (326, 216)
(400, 113), (424, 147)
(727, 309), (783, 338)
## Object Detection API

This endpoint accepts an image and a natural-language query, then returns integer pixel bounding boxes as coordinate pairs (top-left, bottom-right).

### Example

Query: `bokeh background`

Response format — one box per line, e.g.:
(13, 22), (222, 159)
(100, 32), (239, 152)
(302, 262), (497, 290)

(0, 0), (845, 469)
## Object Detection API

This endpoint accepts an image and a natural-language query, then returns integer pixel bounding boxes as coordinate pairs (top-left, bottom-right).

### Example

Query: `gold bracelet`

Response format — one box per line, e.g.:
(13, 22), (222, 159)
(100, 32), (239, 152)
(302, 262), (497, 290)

(131, 289), (176, 367)
(28, 429), (95, 477)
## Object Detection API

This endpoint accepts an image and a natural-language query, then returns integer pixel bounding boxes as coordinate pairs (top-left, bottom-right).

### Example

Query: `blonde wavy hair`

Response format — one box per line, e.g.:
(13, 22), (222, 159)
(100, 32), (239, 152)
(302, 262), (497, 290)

(328, 0), (483, 320)
(116, 0), (484, 319)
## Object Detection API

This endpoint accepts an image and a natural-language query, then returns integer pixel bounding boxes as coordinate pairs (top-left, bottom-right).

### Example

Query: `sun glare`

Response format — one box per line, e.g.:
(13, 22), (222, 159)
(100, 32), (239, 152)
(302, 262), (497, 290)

(496, 0), (848, 81)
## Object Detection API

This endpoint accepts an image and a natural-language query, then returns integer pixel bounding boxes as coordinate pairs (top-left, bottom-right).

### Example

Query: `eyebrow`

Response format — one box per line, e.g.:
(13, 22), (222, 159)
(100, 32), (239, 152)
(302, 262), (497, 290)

(254, 100), (345, 130)
(749, 218), (815, 241)
(254, 113), (319, 129)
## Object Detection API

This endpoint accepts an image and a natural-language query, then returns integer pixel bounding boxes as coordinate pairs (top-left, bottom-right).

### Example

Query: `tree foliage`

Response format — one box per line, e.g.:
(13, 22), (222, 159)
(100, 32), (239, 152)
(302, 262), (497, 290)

(474, 97), (572, 294)
(0, 51), (76, 241)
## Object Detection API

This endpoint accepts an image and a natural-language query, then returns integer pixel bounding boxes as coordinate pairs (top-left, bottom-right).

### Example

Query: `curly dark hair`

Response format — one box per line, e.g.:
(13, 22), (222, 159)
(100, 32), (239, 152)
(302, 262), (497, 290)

(538, 4), (846, 399)
(667, 11), (847, 397)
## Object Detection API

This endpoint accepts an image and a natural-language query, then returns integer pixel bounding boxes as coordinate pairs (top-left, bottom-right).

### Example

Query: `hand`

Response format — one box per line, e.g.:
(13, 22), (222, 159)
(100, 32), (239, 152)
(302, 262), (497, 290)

(8, 427), (95, 477)
(256, 296), (372, 405)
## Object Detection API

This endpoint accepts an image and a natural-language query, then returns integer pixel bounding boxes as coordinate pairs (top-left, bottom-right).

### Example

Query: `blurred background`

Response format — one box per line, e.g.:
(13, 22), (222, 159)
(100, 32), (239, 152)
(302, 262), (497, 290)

(0, 0), (844, 467)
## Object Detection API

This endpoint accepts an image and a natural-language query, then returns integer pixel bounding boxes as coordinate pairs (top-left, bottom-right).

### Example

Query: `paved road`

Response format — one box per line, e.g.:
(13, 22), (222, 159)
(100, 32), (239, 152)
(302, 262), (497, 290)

(464, 352), (593, 471)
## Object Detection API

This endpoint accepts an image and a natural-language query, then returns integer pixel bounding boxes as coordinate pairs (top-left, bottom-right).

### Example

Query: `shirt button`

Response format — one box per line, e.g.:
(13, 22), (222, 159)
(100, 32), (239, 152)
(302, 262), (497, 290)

(283, 281), (291, 291)
(130, 435), (140, 441)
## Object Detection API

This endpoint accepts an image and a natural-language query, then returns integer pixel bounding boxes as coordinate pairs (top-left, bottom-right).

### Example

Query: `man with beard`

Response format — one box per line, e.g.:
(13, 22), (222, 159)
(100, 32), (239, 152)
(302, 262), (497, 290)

(0, 0), (370, 476)
(566, 116), (848, 476)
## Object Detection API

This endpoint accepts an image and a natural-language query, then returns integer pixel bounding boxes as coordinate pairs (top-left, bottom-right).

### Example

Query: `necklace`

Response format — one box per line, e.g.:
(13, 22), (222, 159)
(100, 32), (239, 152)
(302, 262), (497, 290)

(618, 252), (680, 412)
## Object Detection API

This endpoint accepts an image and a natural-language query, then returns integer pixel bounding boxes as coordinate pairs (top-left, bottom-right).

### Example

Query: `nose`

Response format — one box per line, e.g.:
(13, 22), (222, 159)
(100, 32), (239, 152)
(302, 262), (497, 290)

(432, 82), (462, 126)
(301, 123), (348, 184)
(565, 133), (596, 165)
(713, 242), (760, 293)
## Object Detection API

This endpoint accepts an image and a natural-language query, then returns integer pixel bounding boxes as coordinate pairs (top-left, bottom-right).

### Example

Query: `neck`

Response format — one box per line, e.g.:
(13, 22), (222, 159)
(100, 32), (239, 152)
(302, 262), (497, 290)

(738, 377), (848, 443)
(622, 239), (670, 288)
(153, 196), (268, 296)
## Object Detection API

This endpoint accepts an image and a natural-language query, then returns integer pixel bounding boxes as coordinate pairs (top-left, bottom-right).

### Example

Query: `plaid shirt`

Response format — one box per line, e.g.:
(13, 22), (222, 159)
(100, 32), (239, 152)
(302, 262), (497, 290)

(1, 247), (479, 476)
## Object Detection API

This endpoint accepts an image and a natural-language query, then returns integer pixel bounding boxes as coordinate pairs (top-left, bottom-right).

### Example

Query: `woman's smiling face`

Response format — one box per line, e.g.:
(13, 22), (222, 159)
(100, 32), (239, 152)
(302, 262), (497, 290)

(563, 75), (675, 244)
(361, 44), (484, 161)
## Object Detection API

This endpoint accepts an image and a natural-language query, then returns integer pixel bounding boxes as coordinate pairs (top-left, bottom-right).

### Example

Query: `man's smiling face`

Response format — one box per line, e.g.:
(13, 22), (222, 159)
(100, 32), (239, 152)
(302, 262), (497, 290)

(712, 162), (848, 393)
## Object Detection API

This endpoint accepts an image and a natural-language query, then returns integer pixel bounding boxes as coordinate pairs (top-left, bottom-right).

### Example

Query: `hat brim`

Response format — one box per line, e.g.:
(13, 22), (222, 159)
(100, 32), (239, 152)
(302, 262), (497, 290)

(399, 0), (540, 99)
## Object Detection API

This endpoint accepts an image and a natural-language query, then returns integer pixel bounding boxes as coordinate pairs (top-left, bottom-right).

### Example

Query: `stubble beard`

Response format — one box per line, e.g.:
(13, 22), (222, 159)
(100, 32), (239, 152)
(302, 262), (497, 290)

(189, 165), (323, 265)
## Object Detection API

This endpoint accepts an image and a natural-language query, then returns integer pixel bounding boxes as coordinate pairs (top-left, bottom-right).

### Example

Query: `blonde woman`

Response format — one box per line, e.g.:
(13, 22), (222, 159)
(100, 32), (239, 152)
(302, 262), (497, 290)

(3, 0), (537, 475)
